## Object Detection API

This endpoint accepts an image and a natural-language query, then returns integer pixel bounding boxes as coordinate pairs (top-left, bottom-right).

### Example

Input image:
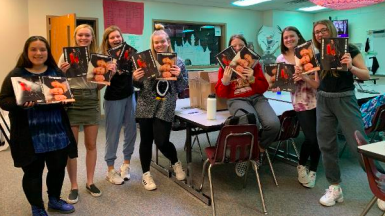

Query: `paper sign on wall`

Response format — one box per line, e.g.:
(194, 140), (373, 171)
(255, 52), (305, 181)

(103, 0), (144, 35)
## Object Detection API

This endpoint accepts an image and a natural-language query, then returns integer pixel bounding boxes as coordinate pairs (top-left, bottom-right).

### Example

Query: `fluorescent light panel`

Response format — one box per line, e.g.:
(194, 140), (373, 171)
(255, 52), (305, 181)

(297, 5), (326, 12)
(232, 0), (271, 7)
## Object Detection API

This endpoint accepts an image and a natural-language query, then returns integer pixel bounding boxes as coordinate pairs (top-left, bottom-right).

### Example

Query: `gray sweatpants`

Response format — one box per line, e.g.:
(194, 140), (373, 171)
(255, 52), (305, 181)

(317, 90), (366, 184)
(227, 94), (280, 149)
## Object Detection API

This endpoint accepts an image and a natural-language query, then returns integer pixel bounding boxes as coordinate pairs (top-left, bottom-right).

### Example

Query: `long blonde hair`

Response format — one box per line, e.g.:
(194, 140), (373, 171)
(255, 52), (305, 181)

(74, 24), (97, 53)
(100, 25), (124, 55)
(313, 20), (338, 79)
(150, 24), (174, 59)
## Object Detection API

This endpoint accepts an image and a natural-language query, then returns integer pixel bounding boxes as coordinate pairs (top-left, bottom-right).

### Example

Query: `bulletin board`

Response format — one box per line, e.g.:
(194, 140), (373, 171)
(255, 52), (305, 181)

(153, 20), (226, 68)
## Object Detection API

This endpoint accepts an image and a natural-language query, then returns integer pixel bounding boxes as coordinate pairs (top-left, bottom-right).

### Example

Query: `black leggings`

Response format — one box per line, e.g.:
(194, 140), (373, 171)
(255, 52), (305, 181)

(138, 118), (178, 173)
(21, 147), (68, 208)
(297, 109), (321, 172)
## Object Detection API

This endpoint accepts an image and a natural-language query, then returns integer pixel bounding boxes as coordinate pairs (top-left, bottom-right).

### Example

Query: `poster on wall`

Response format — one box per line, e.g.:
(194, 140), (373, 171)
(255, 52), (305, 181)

(103, 0), (144, 34)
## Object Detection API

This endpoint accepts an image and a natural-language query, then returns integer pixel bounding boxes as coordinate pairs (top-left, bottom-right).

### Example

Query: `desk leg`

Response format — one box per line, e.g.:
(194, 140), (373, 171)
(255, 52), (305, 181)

(186, 124), (193, 186)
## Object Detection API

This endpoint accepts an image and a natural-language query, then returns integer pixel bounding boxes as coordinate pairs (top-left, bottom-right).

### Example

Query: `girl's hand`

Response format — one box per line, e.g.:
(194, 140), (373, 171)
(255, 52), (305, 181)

(341, 53), (353, 70)
(60, 62), (70, 73)
(23, 101), (35, 108)
(106, 62), (117, 76)
(133, 68), (144, 81)
(170, 65), (181, 77)
(222, 66), (233, 84)
(294, 65), (303, 74)
(242, 67), (254, 78)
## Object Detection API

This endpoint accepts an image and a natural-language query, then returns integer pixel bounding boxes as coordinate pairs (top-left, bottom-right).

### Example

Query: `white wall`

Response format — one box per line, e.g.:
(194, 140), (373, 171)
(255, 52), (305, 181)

(0, 0), (29, 83)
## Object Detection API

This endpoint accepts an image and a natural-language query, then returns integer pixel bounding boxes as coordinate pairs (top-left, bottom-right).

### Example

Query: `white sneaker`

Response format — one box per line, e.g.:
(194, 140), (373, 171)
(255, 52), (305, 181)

(106, 169), (124, 185)
(120, 164), (130, 181)
(297, 165), (310, 184)
(377, 199), (385, 211)
(142, 172), (157, 191)
(319, 185), (344, 206)
(172, 161), (186, 181)
(303, 171), (316, 188)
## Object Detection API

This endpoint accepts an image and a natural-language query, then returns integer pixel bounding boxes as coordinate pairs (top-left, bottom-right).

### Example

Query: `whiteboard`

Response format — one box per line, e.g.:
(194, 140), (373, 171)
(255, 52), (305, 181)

(368, 33), (385, 75)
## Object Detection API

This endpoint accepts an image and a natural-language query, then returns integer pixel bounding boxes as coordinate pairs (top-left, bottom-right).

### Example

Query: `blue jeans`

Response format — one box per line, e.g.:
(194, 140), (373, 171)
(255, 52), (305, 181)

(104, 94), (137, 166)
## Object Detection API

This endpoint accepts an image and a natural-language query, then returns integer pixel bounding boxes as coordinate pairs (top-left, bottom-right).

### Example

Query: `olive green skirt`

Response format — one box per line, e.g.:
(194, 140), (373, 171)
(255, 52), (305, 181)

(66, 89), (100, 126)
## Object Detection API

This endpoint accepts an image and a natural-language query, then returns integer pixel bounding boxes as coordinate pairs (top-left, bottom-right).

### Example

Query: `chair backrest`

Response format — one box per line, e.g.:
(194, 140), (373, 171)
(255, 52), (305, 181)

(214, 124), (259, 163)
(355, 130), (385, 201)
(366, 104), (385, 134)
(276, 110), (300, 141)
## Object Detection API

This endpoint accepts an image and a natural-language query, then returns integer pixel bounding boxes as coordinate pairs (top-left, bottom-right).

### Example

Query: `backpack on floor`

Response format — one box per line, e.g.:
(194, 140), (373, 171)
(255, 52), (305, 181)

(224, 108), (257, 126)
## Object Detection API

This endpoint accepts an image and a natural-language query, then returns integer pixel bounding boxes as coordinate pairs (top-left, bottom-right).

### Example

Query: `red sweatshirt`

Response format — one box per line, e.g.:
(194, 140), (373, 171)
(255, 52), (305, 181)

(215, 63), (269, 99)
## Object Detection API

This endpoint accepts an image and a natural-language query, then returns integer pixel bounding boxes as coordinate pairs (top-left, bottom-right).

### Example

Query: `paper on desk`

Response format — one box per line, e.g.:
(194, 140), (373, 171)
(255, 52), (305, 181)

(180, 108), (204, 115)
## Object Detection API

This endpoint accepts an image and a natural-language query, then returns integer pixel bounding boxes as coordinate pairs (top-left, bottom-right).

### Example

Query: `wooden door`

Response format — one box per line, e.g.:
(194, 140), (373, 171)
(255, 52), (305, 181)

(48, 14), (76, 63)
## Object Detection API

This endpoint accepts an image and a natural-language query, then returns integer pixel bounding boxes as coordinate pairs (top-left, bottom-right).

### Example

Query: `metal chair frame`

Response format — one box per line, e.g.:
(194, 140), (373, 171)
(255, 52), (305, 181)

(198, 125), (278, 216)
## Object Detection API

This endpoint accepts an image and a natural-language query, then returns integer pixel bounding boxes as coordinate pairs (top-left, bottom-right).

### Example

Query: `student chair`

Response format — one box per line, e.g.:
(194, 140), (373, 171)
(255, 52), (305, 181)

(355, 130), (385, 216)
(272, 110), (300, 162)
(198, 124), (278, 215)
(340, 104), (385, 158)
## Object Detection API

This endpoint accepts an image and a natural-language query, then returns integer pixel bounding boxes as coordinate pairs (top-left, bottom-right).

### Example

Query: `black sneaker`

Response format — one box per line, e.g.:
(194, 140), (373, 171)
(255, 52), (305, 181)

(86, 184), (102, 197)
(67, 189), (78, 204)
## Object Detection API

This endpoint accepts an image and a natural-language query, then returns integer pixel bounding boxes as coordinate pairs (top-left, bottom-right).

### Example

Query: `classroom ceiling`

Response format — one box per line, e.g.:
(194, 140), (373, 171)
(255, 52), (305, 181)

(141, 0), (322, 12)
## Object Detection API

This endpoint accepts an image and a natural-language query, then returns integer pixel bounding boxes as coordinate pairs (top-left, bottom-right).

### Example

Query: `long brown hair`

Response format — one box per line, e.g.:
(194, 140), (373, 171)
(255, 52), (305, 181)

(100, 25), (124, 55)
(313, 20), (338, 79)
(16, 36), (58, 69)
(280, 26), (306, 54)
(150, 24), (174, 59)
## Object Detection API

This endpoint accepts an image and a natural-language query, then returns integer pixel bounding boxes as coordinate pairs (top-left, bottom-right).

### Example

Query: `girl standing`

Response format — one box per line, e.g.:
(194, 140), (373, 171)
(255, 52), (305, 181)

(0, 36), (76, 215)
(275, 26), (321, 188)
(58, 24), (101, 203)
(100, 25), (137, 185)
(133, 24), (187, 191)
(312, 20), (369, 207)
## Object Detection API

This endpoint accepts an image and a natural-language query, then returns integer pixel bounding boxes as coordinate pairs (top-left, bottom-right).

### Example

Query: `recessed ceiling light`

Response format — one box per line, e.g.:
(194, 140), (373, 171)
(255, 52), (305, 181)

(298, 5), (327, 12)
(232, 0), (272, 7)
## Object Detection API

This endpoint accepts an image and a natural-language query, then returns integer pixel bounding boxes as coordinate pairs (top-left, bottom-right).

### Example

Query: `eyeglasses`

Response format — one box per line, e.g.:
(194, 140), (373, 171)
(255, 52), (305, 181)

(314, 28), (329, 35)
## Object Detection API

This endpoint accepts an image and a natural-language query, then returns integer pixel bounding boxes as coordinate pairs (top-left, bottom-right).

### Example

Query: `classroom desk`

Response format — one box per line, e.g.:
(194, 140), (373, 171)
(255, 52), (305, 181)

(263, 83), (385, 104)
(151, 98), (294, 205)
(357, 141), (385, 162)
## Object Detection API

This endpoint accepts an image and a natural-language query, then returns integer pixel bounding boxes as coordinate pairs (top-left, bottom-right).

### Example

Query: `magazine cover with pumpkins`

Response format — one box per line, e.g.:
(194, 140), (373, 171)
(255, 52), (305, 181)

(321, 37), (348, 71)
(229, 46), (261, 80)
(156, 53), (177, 80)
(272, 63), (296, 93)
(294, 40), (320, 74)
(11, 76), (45, 105)
(132, 49), (158, 82)
(63, 46), (89, 78)
(88, 54), (112, 85)
(41, 76), (75, 103)
(264, 63), (279, 88)
(215, 46), (236, 70)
